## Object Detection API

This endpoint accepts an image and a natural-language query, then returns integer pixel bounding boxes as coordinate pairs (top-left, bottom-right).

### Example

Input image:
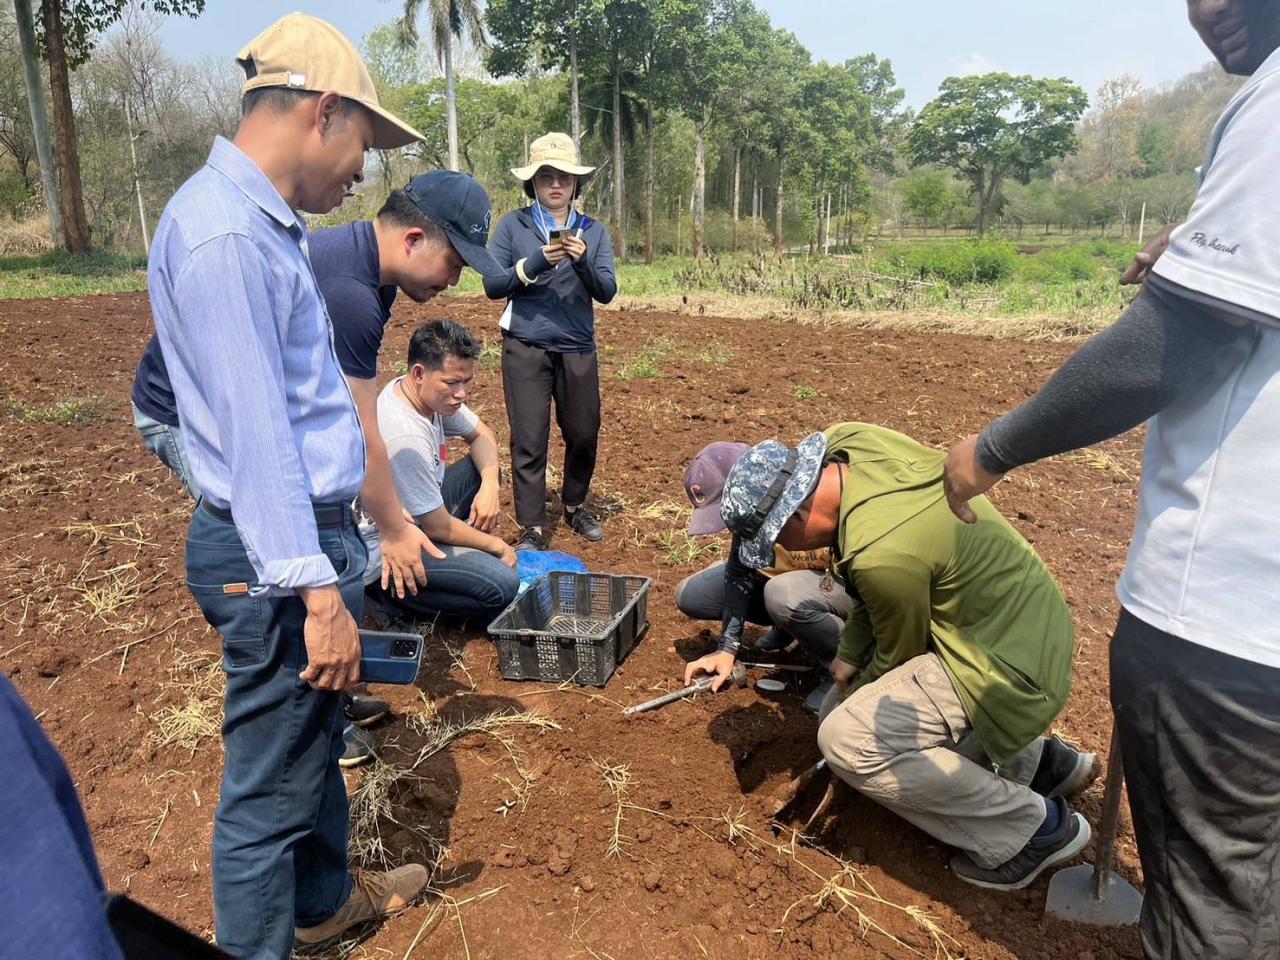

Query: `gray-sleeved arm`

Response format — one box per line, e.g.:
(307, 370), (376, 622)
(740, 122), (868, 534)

(976, 279), (1253, 475)
(482, 215), (552, 300)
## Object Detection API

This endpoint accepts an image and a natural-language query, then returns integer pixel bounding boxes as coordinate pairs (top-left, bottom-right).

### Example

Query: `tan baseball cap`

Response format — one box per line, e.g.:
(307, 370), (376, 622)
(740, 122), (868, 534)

(236, 12), (424, 149)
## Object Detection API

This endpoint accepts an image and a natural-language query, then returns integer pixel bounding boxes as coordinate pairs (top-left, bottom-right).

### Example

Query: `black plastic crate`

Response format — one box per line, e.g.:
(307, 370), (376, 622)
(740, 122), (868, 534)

(487, 572), (651, 686)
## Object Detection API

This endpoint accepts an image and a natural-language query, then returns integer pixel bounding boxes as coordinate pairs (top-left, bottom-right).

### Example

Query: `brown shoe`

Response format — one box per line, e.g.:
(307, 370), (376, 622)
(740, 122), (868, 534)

(294, 864), (430, 945)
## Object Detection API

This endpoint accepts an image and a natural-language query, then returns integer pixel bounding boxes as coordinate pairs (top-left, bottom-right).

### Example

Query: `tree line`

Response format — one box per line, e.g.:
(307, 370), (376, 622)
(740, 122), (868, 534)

(0, 0), (1241, 259)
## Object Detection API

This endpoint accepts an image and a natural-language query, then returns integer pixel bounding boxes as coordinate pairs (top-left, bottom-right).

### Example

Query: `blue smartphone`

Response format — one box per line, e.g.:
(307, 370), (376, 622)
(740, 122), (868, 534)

(358, 629), (423, 685)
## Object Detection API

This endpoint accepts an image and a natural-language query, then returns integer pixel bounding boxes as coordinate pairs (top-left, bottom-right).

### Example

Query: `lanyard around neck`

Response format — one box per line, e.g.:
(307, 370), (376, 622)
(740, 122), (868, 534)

(531, 201), (577, 244)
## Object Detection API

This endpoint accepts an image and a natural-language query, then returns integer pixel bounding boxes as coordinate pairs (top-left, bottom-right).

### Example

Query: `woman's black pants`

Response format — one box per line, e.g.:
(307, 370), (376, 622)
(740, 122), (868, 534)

(501, 334), (601, 528)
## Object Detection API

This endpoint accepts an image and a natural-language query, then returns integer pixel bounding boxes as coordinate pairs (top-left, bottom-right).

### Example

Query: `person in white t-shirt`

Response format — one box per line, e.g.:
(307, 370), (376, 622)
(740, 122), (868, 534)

(363, 320), (519, 622)
(942, 3), (1280, 956)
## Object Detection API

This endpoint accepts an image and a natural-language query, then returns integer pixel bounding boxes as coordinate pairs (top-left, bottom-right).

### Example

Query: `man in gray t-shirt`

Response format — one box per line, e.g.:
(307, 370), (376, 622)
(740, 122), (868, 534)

(363, 321), (519, 621)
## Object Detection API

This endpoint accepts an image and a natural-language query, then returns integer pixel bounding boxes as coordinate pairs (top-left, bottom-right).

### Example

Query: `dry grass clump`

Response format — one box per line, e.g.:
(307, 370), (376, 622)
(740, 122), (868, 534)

(0, 214), (54, 256)
(594, 758), (634, 860)
(149, 647), (224, 755)
(1062, 447), (1136, 480)
(348, 708), (561, 871)
(610, 293), (1111, 341)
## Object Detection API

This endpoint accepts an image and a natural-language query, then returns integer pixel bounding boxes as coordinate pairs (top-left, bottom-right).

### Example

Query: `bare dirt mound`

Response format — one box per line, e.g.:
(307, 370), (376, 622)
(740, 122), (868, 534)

(0, 292), (1143, 958)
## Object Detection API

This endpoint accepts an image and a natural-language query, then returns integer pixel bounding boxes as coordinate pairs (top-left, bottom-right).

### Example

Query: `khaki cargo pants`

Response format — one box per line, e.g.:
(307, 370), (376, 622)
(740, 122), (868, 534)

(817, 653), (1046, 868)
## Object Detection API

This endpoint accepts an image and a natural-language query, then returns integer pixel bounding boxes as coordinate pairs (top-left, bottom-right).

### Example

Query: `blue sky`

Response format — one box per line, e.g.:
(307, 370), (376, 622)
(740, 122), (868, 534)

(157, 1), (1215, 108)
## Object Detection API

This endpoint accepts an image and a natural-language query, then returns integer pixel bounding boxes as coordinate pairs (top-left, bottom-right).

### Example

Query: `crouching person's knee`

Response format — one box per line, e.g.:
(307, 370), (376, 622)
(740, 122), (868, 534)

(497, 565), (521, 608)
(484, 561), (521, 613)
(761, 576), (798, 630)
(673, 575), (695, 618)
(817, 707), (853, 776)
(817, 702), (883, 785)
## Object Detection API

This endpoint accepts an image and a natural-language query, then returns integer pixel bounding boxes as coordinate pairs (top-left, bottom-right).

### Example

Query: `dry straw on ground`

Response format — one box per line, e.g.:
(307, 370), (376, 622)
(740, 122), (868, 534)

(609, 294), (1111, 341)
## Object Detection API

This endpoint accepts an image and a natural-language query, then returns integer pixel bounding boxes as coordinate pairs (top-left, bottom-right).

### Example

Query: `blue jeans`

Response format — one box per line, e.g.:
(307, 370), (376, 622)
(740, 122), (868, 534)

(185, 504), (366, 960)
(132, 402), (201, 500)
(376, 459), (519, 622)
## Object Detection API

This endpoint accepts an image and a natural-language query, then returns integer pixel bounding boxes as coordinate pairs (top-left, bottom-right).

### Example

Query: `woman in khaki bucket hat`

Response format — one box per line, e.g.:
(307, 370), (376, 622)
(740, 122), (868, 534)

(483, 133), (618, 551)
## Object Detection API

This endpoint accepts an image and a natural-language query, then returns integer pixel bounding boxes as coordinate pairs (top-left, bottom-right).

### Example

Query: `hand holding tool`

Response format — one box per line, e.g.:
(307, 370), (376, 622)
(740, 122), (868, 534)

(623, 663), (747, 716)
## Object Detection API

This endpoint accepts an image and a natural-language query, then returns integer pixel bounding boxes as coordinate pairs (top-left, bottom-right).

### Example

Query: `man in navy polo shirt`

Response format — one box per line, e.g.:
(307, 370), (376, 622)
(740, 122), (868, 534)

(131, 171), (501, 761)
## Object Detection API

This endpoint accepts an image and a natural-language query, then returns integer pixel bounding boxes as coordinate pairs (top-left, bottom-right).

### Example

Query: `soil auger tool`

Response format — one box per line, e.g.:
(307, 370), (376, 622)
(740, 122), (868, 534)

(622, 663), (747, 716)
(736, 661), (814, 673)
(1045, 726), (1143, 926)
(768, 758), (835, 836)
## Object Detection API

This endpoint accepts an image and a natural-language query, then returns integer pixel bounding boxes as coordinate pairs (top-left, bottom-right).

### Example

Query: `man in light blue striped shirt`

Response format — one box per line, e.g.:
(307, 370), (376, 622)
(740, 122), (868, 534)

(147, 14), (432, 959)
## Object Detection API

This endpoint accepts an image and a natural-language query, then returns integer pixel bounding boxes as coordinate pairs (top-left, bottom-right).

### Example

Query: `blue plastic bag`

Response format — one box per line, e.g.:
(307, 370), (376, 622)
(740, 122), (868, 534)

(516, 550), (588, 595)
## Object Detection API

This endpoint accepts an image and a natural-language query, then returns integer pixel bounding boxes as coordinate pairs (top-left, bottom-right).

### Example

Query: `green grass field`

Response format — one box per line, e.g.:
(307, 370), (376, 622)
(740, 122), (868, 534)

(0, 238), (1141, 339)
(0, 251), (148, 300)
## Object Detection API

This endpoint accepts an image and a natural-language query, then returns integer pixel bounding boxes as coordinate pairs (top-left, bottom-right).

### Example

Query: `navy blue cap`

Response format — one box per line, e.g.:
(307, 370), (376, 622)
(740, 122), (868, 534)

(403, 171), (502, 278)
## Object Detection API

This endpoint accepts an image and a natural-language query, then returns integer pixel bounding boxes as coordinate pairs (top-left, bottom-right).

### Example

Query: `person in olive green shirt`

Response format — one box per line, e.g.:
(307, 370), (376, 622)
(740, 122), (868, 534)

(716, 424), (1097, 891)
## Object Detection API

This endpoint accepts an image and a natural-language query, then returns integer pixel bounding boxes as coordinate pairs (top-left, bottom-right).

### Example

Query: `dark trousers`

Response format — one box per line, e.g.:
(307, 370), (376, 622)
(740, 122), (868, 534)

(370, 459), (519, 622)
(1110, 608), (1280, 960)
(501, 334), (601, 528)
(673, 561), (851, 664)
(186, 505), (366, 960)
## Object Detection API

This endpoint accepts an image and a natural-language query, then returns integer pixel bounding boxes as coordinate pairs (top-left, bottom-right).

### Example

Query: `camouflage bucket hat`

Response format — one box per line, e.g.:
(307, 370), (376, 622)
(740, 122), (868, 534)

(720, 432), (827, 569)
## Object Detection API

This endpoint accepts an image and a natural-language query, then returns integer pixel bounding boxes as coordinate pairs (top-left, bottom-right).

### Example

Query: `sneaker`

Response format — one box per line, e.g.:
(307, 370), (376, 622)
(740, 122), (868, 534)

(1030, 735), (1100, 799)
(339, 723), (376, 768)
(752, 628), (792, 654)
(564, 506), (604, 542)
(344, 692), (390, 728)
(803, 675), (835, 714)
(950, 797), (1092, 891)
(294, 864), (430, 946)
(514, 526), (547, 553)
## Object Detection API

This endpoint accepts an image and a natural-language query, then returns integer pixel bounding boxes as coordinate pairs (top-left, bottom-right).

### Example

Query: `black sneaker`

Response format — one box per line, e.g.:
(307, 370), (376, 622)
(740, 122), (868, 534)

(950, 797), (1092, 891)
(344, 692), (390, 728)
(752, 628), (793, 654)
(565, 506), (604, 542)
(514, 526), (546, 552)
(1030, 735), (1100, 799)
(339, 723), (376, 768)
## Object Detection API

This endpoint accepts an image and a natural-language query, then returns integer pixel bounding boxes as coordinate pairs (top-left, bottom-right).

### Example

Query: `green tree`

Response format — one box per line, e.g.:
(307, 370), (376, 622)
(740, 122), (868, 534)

(799, 59), (875, 252)
(402, 0), (488, 172)
(843, 53), (908, 174)
(901, 168), (950, 230)
(906, 72), (1087, 234)
(669, 0), (768, 260)
(25, 0), (204, 251)
(1136, 118), (1176, 176)
(363, 19), (428, 92)
(754, 28), (810, 257)
(1, 8), (38, 197)
(399, 74), (565, 185)
(630, 0), (688, 263)
(485, 0), (596, 150)
(1140, 171), (1195, 227)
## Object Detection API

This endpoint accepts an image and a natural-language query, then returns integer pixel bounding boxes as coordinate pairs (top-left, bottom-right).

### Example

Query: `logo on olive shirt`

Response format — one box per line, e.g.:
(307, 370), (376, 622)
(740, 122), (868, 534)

(1190, 232), (1239, 255)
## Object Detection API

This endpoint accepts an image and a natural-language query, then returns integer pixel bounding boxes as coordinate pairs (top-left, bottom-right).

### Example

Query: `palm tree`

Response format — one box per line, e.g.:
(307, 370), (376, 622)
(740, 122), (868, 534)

(402, 0), (487, 171)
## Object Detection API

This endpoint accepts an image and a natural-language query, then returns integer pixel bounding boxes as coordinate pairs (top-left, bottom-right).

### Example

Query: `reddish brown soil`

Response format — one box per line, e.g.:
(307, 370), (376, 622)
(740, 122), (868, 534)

(0, 292), (1145, 959)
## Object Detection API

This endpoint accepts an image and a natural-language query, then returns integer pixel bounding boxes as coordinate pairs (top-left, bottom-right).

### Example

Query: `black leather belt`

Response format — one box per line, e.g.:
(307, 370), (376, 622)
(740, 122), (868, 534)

(200, 499), (354, 528)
